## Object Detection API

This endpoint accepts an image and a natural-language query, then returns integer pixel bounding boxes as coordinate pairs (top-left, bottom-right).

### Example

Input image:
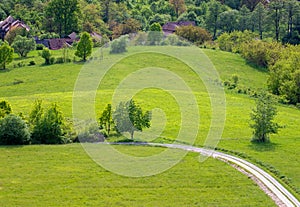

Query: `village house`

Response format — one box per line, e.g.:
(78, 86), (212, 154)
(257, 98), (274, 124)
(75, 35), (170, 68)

(162, 21), (196, 36)
(0, 16), (30, 40)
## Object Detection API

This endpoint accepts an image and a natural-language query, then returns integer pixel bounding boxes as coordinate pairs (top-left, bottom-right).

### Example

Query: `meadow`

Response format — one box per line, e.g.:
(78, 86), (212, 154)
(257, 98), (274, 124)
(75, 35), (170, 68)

(0, 46), (299, 204)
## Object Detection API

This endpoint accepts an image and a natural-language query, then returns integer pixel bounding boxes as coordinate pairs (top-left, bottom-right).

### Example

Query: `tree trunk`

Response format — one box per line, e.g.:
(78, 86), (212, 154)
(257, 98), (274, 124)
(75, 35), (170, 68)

(130, 131), (134, 139)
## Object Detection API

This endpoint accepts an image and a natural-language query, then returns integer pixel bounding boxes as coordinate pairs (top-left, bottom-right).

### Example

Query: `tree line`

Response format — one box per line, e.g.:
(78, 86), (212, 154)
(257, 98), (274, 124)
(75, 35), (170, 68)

(0, 0), (300, 44)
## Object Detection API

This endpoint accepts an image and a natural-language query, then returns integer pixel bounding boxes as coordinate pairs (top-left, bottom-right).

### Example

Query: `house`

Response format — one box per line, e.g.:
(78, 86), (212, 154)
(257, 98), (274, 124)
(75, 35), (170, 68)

(0, 16), (30, 40)
(162, 21), (196, 36)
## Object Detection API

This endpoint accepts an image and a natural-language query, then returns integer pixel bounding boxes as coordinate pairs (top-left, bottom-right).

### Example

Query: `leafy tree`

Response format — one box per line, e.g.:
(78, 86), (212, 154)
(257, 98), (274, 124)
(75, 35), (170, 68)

(219, 10), (239, 33)
(0, 114), (30, 145)
(250, 91), (280, 143)
(31, 103), (66, 144)
(112, 18), (141, 39)
(238, 5), (252, 31)
(40, 48), (52, 65)
(0, 100), (12, 118)
(110, 35), (128, 54)
(175, 25), (212, 45)
(44, 0), (80, 37)
(282, 0), (300, 44)
(12, 35), (36, 58)
(75, 32), (93, 61)
(169, 0), (186, 18)
(0, 41), (14, 70)
(99, 104), (113, 136)
(113, 99), (151, 139)
(29, 99), (43, 129)
(4, 27), (27, 45)
(241, 0), (268, 12)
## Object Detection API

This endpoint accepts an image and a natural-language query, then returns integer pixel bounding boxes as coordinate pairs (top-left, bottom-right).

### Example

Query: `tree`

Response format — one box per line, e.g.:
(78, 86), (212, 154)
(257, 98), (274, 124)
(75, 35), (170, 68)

(0, 114), (30, 145)
(4, 27), (27, 45)
(0, 41), (14, 70)
(99, 104), (114, 136)
(252, 2), (267, 39)
(169, 0), (186, 18)
(268, 0), (284, 41)
(0, 100), (12, 118)
(219, 10), (239, 33)
(250, 91), (280, 143)
(113, 99), (151, 139)
(75, 32), (93, 61)
(238, 5), (252, 31)
(12, 35), (36, 58)
(205, 0), (225, 39)
(44, 0), (80, 37)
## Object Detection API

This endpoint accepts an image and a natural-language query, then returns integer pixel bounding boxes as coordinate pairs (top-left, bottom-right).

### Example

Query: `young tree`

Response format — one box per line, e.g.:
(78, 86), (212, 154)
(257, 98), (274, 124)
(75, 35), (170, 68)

(12, 35), (36, 58)
(147, 23), (163, 45)
(0, 41), (14, 70)
(0, 100), (12, 118)
(250, 91), (280, 143)
(99, 104), (114, 136)
(40, 48), (52, 65)
(113, 99), (151, 139)
(75, 32), (93, 61)
(0, 114), (30, 145)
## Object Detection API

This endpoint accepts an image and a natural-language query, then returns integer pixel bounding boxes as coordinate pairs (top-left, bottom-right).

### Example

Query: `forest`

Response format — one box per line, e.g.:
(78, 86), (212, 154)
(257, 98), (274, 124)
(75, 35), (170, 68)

(0, 0), (300, 44)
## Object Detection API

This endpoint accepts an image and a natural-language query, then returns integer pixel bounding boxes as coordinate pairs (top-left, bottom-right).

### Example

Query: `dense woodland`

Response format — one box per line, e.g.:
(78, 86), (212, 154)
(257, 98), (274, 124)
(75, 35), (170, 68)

(0, 0), (300, 43)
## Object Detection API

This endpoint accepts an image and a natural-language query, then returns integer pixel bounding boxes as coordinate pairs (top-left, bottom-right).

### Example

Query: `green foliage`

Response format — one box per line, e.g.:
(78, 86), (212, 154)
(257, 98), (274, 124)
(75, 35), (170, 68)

(217, 30), (257, 53)
(0, 41), (14, 70)
(250, 91), (280, 143)
(175, 25), (212, 45)
(31, 103), (66, 144)
(110, 35), (128, 54)
(44, 0), (80, 37)
(268, 45), (300, 104)
(113, 99), (151, 139)
(4, 27), (27, 45)
(78, 122), (105, 143)
(147, 23), (163, 45)
(75, 32), (93, 61)
(40, 48), (52, 65)
(0, 114), (30, 145)
(99, 104), (113, 136)
(240, 40), (283, 68)
(12, 35), (36, 58)
(0, 100), (12, 118)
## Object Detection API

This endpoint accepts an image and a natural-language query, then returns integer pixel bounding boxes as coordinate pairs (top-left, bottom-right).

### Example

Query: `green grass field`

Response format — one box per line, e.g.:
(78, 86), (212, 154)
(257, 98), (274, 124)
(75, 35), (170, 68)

(0, 46), (299, 205)
(0, 144), (276, 206)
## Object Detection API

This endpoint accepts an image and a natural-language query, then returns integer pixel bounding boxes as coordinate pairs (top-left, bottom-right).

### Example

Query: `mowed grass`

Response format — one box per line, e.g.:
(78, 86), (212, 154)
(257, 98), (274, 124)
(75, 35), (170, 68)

(0, 46), (299, 196)
(0, 144), (276, 207)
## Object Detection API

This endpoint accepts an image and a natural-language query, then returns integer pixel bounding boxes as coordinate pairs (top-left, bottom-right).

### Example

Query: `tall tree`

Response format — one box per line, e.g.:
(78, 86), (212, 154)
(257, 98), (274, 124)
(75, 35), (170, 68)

(45, 0), (80, 37)
(238, 5), (252, 31)
(169, 0), (186, 18)
(99, 104), (113, 136)
(205, 0), (225, 39)
(241, 0), (267, 12)
(283, 0), (300, 44)
(268, 0), (284, 41)
(252, 2), (266, 39)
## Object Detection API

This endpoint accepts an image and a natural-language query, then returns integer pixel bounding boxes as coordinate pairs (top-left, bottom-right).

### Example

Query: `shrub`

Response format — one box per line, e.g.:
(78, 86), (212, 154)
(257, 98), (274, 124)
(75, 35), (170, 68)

(175, 25), (212, 45)
(0, 114), (30, 145)
(28, 61), (36, 66)
(40, 48), (52, 65)
(0, 100), (12, 118)
(110, 35), (128, 54)
(36, 44), (44, 50)
(12, 35), (36, 58)
(56, 57), (65, 64)
(78, 123), (105, 143)
(50, 57), (56, 65)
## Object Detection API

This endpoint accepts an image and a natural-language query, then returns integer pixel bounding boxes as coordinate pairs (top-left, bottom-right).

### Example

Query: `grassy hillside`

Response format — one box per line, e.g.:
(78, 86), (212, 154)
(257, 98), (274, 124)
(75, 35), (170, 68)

(0, 46), (299, 198)
(0, 144), (276, 207)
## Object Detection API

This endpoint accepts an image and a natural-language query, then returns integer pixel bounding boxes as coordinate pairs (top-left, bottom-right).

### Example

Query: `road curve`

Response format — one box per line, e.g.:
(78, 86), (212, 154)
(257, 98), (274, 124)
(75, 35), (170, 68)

(112, 142), (300, 207)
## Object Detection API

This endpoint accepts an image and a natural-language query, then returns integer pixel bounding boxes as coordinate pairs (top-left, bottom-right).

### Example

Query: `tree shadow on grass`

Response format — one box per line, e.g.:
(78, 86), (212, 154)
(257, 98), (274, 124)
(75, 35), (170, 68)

(248, 142), (280, 152)
(0, 145), (24, 149)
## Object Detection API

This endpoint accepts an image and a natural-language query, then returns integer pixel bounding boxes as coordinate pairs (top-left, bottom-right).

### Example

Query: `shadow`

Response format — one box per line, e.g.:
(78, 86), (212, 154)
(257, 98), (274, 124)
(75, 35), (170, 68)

(0, 145), (25, 149)
(14, 56), (35, 61)
(245, 60), (269, 73)
(0, 69), (10, 73)
(248, 142), (280, 152)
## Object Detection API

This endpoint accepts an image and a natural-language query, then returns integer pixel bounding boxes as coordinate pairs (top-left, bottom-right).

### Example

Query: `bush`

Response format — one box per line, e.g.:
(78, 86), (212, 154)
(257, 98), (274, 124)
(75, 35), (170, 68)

(12, 35), (36, 58)
(50, 57), (56, 65)
(110, 35), (128, 54)
(28, 61), (36, 66)
(78, 123), (105, 143)
(0, 100), (12, 118)
(36, 44), (44, 50)
(56, 57), (65, 64)
(0, 114), (30, 145)
(40, 48), (52, 65)
(175, 25), (212, 45)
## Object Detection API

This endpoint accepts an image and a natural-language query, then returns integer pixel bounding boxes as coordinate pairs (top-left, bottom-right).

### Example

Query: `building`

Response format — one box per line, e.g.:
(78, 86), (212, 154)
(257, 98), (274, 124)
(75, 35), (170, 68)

(162, 21), (196, 36)
(0, 16), (30, 40)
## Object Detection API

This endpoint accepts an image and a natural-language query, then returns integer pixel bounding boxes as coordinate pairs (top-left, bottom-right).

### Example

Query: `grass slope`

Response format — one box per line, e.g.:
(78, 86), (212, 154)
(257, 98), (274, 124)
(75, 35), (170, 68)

(0, 46), (299, 198)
